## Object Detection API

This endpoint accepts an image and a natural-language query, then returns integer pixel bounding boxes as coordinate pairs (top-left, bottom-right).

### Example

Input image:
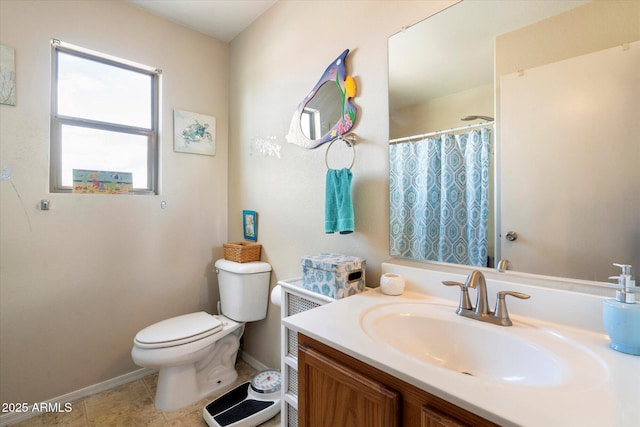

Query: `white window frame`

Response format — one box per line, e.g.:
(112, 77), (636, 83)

(50, 39), (160, 194)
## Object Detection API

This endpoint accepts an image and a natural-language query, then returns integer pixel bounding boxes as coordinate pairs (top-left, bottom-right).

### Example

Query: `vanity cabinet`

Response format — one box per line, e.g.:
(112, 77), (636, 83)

(298, 334), (497, 427)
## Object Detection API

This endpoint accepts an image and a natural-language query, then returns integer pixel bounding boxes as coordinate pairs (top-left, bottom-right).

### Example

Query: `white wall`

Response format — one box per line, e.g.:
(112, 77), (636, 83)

(0, 0), (460, 406)
(0, 0), (229, 404)
(228, 0), (456, 370)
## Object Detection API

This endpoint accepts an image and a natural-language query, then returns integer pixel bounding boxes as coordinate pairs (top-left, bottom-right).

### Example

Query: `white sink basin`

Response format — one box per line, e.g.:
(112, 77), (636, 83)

(360, 302), (607, 389)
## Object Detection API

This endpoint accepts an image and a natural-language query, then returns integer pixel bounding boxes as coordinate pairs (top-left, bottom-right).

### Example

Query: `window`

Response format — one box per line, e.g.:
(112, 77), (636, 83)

(50, 40), (160, 194)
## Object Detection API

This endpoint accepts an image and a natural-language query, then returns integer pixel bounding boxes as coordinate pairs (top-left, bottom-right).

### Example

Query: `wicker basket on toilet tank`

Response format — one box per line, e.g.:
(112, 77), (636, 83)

(223, 242), (262, 263)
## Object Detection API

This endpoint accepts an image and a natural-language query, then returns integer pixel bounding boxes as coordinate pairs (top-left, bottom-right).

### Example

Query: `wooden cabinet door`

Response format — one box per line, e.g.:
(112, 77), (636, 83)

(422, 405), (467, 427)
(298, 344), (400, 427)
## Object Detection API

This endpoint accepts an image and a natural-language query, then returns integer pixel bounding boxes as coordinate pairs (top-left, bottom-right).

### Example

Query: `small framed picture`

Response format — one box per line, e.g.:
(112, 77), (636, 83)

(243, 210), (257, 241)
(173, 109), (216, 156)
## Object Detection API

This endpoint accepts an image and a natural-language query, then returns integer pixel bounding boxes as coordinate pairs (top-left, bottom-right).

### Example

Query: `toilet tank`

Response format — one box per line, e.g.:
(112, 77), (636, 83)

(214, 259), (272, 322)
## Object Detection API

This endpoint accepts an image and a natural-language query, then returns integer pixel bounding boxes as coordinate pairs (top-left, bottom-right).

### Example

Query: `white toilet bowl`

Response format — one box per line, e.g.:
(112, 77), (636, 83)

(132, 312), (244, 411)
(131, 260), (271, 412)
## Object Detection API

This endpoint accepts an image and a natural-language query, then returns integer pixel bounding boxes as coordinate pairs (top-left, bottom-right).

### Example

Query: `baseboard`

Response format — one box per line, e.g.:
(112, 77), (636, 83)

(239, 350), (271, 372)
(0, 367), (155, 427)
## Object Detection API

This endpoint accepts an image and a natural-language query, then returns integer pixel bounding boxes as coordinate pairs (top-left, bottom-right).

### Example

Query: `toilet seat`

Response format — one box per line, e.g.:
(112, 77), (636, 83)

(134, 312), (222, 349)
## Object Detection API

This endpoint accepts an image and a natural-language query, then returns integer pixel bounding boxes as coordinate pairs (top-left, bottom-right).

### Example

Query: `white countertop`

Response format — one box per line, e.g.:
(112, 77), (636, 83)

(283, 287), (640, 426)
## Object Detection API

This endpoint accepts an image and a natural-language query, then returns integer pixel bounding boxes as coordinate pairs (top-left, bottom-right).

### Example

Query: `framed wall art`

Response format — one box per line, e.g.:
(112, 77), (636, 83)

(243, 210), (257, 241)
(174, 109), (216, 156)
(72, 169), (133, 194)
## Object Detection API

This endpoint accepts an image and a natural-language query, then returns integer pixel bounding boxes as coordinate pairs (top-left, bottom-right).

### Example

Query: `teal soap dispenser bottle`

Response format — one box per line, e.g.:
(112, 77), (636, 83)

(603, 263), (640, 355)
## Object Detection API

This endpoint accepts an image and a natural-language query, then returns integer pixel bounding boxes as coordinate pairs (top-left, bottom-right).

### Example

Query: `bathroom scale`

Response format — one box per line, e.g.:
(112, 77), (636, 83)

(203, 369), (281, 427)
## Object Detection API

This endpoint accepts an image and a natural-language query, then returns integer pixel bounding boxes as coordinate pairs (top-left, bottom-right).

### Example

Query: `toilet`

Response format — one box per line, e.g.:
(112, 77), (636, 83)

(131, 259), (272, 412)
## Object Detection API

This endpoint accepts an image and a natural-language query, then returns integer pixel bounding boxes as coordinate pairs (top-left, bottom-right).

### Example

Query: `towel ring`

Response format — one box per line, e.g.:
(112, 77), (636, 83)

(325, 135), (356, 170)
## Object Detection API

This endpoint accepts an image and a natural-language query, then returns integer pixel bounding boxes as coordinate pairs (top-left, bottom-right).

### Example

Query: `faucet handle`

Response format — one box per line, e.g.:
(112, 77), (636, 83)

(442, 281), (473, 311)
(493, 291), (530, 326)
(613, 263), (632, 275)
(498, 291), (530, 299)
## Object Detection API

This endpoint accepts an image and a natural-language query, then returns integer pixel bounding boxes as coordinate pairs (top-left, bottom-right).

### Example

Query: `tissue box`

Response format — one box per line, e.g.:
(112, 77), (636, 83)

(301, 253), (365, 299)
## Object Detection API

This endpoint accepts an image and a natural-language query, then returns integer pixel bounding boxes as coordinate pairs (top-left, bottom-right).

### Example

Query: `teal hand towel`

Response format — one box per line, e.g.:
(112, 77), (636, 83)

(325, 168), (354, 234)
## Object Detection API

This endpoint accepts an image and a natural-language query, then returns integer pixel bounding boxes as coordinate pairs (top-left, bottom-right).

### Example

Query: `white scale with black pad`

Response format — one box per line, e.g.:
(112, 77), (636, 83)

(203, 369), (281, 427)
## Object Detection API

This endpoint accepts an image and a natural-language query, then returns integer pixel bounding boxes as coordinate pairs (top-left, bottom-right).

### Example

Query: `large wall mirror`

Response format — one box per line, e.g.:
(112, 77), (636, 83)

(388, 0), (639, 283)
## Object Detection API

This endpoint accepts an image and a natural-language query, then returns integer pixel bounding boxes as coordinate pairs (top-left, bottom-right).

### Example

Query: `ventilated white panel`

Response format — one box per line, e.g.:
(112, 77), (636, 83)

(287, 364), (298, 395)
(287, 329), (298, 358)
(287, 404), (298, 427)
(288, 293), (321, 315)
(280, 279), (335, 427)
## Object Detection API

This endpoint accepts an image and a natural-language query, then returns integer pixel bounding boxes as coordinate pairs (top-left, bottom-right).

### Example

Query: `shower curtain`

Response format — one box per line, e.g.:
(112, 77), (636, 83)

(389, 128), (491, 266)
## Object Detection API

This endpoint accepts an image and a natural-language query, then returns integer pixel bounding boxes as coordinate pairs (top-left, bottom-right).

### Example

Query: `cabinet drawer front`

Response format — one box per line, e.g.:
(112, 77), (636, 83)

(422, 405), (467, 427)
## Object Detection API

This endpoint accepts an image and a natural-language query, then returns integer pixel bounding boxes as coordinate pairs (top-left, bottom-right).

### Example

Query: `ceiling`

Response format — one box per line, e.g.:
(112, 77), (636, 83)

(125, 0), (278, 43)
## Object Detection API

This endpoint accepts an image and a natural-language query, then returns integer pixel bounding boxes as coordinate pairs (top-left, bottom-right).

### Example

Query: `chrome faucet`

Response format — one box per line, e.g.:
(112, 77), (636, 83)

(466, 270), (491, 315)
(443, 270), (530, 326)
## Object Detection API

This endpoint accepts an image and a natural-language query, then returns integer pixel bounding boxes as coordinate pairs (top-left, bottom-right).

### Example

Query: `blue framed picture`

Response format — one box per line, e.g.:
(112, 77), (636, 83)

(243, 210), (257, 241)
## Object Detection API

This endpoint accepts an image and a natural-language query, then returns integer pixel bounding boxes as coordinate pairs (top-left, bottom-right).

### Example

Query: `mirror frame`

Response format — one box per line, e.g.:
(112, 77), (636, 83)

(286, 49), (357, 149)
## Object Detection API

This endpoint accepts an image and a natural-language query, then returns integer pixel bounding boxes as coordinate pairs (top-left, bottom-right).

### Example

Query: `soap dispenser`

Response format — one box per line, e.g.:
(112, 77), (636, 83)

(602, 263), (640, 355)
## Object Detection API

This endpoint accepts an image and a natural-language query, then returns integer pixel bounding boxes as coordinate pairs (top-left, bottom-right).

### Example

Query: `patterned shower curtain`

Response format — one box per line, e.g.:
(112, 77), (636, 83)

(389, 128), (491, 266)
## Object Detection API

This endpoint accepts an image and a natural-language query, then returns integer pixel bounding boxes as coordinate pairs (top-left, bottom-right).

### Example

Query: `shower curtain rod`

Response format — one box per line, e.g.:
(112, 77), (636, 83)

(389, 121), (494, 145)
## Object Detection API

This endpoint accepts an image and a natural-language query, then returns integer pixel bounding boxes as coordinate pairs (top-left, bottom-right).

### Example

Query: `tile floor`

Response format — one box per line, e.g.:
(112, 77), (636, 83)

(10, 360), (281, 426)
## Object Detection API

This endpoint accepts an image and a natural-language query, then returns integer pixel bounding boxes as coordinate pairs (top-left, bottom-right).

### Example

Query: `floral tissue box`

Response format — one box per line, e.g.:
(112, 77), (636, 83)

(301, 253), (366, 299)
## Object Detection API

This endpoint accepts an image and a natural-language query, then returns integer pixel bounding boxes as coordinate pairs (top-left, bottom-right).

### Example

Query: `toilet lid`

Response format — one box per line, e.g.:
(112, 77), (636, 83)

(134, 312), (222, 348)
